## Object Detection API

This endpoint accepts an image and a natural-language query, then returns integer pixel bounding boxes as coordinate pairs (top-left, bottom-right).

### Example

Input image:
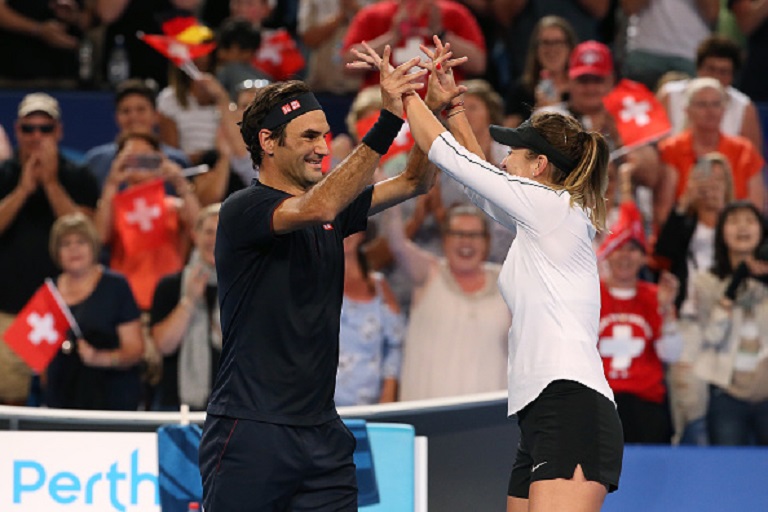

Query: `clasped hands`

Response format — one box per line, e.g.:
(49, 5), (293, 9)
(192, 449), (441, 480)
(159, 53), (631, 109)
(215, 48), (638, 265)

(346, 35), (469, 118)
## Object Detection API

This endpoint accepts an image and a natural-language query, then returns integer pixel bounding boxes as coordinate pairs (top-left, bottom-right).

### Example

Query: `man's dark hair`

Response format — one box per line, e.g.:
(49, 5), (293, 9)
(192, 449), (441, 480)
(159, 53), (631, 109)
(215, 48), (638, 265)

(240, 80), (311, 167)
(114, 78), (159, 108)
(217, 19), (262, 51)
(116, 131), (161, 152)
(696, 35), (743, 72)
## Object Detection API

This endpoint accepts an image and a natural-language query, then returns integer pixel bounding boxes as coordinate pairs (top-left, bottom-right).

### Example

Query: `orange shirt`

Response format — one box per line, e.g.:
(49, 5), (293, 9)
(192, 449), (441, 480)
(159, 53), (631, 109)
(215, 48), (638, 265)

(110, 197), (184, 310)
(659, 130), (764, 200)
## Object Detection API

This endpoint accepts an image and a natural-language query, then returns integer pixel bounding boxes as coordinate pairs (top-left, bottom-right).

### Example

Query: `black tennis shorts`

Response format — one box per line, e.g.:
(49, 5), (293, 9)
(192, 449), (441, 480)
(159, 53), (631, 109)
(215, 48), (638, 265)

(200, 414), (358, 511)
(508, 379), (624, 498)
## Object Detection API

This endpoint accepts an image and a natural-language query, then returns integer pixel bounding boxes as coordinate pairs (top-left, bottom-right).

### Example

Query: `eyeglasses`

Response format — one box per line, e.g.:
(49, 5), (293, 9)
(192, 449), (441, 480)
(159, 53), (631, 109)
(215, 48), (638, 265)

(445, 230), (487, 240)
(538, 39), (568, 48)
(20, 123), (56, 134)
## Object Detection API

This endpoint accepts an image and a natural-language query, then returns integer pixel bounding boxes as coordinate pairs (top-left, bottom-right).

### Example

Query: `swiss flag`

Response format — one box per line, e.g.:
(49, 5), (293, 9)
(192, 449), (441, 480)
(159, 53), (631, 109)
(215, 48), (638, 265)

(3, 280), (76, 373)
(138, 33), (216, 68)
(253, 29), (305, 81)
(113, 178), (168, 253)
(603, 79), (671, 150)
(356, 112), (414, 166)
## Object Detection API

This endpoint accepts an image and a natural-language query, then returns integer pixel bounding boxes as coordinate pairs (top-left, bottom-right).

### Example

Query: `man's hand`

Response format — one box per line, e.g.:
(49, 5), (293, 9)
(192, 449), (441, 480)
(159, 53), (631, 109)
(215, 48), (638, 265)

(36, 138), (60, 187)
(348, 42), (426, 118)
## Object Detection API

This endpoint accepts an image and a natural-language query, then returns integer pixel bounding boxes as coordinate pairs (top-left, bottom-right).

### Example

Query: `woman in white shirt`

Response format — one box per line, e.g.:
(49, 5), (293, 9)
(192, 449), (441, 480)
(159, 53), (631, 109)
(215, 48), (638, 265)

(353, 39), (623, 512)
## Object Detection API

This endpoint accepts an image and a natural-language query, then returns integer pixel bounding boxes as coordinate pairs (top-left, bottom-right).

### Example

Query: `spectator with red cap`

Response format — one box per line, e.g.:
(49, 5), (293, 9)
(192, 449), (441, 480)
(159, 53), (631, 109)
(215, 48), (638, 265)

(542, 40), (676, 230)
(597, 178), (682, 444)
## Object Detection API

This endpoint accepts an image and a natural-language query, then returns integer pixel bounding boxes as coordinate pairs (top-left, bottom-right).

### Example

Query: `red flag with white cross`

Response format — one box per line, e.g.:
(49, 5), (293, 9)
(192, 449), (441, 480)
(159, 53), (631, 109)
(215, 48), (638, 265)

(113, 178), (168, 253)
(603, 79), (671, 150)
(2, 280), (78, 373)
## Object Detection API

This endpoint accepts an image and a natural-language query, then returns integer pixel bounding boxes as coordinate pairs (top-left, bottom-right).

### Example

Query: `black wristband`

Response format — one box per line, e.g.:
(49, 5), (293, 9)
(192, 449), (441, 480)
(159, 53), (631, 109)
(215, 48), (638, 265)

(362, 109), (405, 155)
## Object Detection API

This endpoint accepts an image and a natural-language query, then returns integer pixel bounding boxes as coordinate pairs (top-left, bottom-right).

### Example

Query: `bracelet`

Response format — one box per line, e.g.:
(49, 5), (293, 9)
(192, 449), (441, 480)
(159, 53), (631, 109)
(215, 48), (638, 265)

(362, 109), (405, 155)
(446, 108), (465, 119)
(445, 101), (464, 112)
(109, 352), (120, 368)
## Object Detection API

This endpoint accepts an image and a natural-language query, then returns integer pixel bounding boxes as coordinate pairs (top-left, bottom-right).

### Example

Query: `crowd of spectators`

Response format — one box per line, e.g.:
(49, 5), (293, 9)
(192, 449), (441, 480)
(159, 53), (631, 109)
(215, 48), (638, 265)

(1, 0), (768, 448)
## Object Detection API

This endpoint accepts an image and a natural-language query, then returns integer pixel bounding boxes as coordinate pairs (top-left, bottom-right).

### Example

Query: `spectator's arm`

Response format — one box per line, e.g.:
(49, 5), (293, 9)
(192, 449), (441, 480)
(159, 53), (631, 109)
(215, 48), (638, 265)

(0, 185), (33, 235)
(380, 203), (436, 286)
(620, 0), (651, 16)
(301, 12), (345, 48)
(741, 101), (765, 156)
(94, 182), (117, 244)
(158, 113), (180, 150)
(152, 295), (195, 356)
(730, 0), (768, 36)
(0, 2), (47, 36)
(77, 319), (144, 368)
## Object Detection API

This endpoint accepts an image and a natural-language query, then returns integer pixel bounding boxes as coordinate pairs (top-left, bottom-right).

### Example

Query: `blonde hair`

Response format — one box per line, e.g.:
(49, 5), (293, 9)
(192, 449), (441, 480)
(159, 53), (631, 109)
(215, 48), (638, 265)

(195, 202), (222, 231)
(346, 86), (382, 141)
(49, 212), (101, 266)
(527, 111), (610, 231)
(684, 77), (726, 108)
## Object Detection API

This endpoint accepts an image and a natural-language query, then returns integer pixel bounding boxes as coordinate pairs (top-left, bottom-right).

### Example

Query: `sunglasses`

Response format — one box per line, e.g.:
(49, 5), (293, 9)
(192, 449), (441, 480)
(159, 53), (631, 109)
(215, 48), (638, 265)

(20, 123), (56, 134)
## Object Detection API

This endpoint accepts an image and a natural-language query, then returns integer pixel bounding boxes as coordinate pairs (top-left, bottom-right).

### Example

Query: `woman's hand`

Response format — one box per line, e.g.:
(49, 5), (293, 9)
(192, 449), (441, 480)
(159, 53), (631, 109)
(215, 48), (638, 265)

(418, 35), (468, 113)
(348, 42), (425, 118)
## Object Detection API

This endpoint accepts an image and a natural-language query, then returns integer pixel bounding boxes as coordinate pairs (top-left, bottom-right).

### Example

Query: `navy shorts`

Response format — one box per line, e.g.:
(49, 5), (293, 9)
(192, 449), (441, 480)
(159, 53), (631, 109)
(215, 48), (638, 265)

(508, 380), (624, 498)
(200, 414), (358, 512)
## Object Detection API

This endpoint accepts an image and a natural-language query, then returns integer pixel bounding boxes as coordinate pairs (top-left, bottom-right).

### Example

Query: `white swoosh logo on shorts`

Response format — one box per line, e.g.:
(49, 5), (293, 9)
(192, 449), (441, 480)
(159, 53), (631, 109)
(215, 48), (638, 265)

(531, 461), (547, 473)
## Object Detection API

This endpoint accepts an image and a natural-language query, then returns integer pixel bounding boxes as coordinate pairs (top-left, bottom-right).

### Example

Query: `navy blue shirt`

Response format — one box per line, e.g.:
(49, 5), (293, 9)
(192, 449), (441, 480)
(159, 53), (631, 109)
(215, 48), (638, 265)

(46, 270), (142, 410)
(208, 180), (373, 425)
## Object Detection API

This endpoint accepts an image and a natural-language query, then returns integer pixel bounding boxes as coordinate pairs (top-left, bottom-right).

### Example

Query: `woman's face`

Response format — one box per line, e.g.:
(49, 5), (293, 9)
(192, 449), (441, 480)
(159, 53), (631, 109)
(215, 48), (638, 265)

(58, 232), (95, 275)
(464, 94), (490, 138)
(442, 215), (489, 275)
(500, 148), (537, 178)
(686, 87), (725, 133)
(723, 208), (763, 256)
(606, 243), (645, 283)
(537, 26), (570, 74)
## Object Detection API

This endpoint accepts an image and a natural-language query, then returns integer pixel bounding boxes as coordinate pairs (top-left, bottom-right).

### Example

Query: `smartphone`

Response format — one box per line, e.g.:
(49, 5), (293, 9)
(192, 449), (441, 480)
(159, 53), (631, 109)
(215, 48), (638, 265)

(124, 153), (162, 171)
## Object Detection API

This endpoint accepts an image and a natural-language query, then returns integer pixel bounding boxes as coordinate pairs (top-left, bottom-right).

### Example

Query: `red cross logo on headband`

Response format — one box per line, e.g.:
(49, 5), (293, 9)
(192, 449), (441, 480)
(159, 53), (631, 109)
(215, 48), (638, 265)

(290, 100), (301, 110)
(281, 104), (292, 114)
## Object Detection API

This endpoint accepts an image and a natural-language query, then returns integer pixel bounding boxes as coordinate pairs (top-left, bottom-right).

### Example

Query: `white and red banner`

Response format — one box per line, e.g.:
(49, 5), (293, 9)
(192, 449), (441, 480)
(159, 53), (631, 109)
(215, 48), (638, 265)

(113, 179), (168, 253)
(603, 79), (671, 151)
(2, 280), (78, 373)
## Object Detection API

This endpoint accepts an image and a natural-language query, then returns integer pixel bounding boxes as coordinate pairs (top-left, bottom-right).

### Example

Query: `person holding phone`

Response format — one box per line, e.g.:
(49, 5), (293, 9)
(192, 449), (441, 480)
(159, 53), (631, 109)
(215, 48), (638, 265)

(94, 131), (200, 312)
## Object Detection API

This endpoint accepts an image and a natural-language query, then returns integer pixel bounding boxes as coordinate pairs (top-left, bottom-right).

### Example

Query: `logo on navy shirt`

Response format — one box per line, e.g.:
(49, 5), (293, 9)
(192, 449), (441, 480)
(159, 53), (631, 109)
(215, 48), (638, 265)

(322, 223), (333, 231)
(281, 100), (301, 115)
